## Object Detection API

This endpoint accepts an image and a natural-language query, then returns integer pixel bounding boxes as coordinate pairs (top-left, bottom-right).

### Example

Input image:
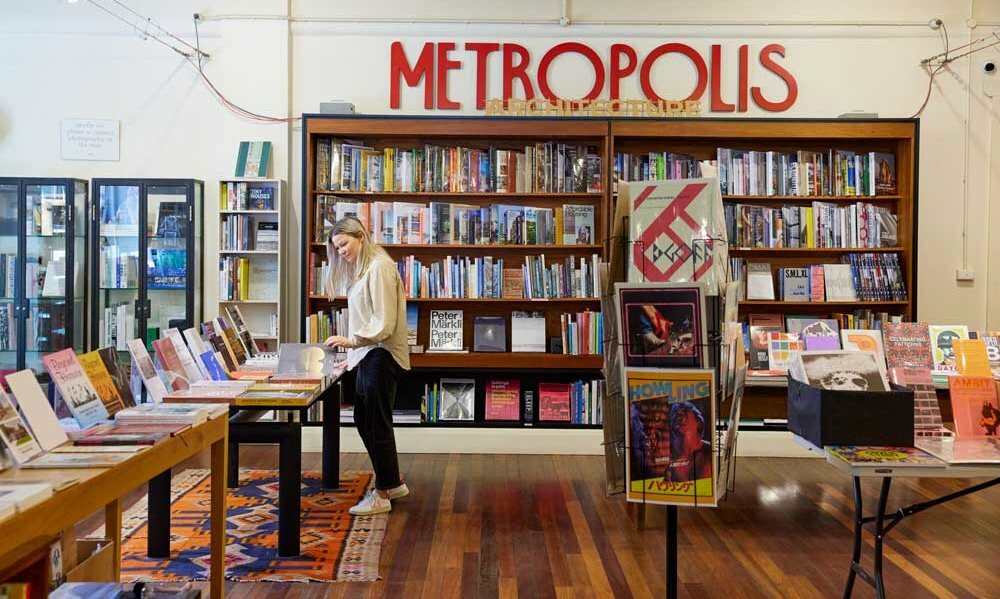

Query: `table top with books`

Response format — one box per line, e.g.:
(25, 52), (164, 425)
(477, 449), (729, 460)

(797, 437), (1000, 479)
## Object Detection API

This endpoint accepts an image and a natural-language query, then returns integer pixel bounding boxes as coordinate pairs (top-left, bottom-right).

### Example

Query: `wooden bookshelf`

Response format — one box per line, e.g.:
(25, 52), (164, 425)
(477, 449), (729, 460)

(302, 116), (609, 429)
(611, 117), (918, 420)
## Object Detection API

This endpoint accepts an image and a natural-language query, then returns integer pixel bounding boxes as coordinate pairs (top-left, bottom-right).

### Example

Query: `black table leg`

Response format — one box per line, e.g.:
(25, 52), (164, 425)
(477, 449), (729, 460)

(228, 437), (240, 488)
(872, 477), (892, 599)
(277, 422), (302, 557)
(666, 505), (678, 599)
(148, 469), (171, 558)
(844, 476), (863, 599)
(322, 382), (340, 489)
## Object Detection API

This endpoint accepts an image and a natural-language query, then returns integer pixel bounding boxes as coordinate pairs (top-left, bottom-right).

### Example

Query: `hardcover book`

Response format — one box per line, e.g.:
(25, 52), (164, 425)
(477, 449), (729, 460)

(502, 269), (525, 299)
(154, 202), (189, 239)
(41, 348), (110, 428)
(627, 177), (725, 293)
(615, 283), (706, 368)
(97, 347), (135, 408)
(428, 310), (464, 352)
(147, 248), (187, 289)
(438, 378), (475, 421)
(948, 375), (1000, 438)
(624, 368), (717, 507)
(255, 222), (279, 251)
(510, 311), (545, 353)
(780, 267), (810, 302)
(883, 322), (933, 370)
(562, 204), (595, 245)
(928, 325), (970, 373)
(746, 262), (774, 300)
(873, 152), (897, 194)
(473, 316), (506, 353)
(5, 370), (69, 450)
(823, 264), (857, 301)
(406, 304), (419, 347)
(840, 329), (886, 369)
(915, 437), (1000, 464)
(485, 379), (520, 421)
(748, 325), (783, 370)
(235, 140), (272, 178)
(952, 338), (992, 377)
(275, 343), (343, 377)
(538, 382), (571, 422)
(766, 332), (804, 373)
(164, 328), (206, 383)
(126, 339), (169, 402)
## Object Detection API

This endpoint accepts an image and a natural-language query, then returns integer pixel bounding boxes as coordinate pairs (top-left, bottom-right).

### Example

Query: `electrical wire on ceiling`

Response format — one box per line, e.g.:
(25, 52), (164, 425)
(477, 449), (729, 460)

(82, 0), (299, 124)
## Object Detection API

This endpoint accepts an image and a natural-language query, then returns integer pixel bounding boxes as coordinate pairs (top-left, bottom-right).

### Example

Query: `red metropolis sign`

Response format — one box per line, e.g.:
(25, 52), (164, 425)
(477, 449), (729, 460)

(389, 41), (798, 112)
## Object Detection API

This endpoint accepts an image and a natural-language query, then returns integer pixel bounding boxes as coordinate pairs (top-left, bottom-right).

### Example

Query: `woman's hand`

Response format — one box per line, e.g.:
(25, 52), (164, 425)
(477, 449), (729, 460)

(324, 335), (356, 349)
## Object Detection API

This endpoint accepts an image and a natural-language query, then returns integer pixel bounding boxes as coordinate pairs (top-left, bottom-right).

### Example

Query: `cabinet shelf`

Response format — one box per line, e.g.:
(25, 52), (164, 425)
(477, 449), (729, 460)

(309, 295), (599, 304)
(218, 299), (278, 304)
(738, 300), (909, 307)
(219, 250), (279, 255)
(220, 210), (279, 215)
(410, 352), (603, 370)
(729, 246), (904, 254)
(722, 194), (901, 202)
(311, 190), (602, 199)
(309, 242), (602, 252)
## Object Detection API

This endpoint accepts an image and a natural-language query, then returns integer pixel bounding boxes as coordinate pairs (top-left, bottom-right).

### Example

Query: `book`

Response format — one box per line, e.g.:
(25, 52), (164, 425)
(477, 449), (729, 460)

(234, 390), (315, 406)
(151, 338), (191, 392)
(70, 422), (188, 445)
(628, 177), (724, 292)
(116, 402), (228, 425)
(948, 375), (1000, 437)
(438, 378), (475, 420)
(255, 222), (279, 251)
(538, 382), (571, 421)
(0, 387), (42, 463)
(952, 338), (992, 377)
(41, 348), (110, 428)
(5, 370), (69, 450)
(164, 328), (207, 382)
(247, 183), (276, 210)
(748, 325), (783, 370)
(915, 437), (1000, 464)
(883, 322), (933, 370)
(22, 452), (133, 469)
(406, 304), (419, 347)
(823, 264), (857, 301)
(779, 267), (809, 302)
(888, 366), (952, 437)
(873, 152), (897, 194)
(98, 347), (135, 408)
(840, 329), (886, 369)
(147, 248), (187, 289)
(235, 140), (272, 178)
(615, 283), (706, 368)
(510, 311), (545, 353)
(485, 379), (520, 421)
(473, 316), (506, 352)
(428, 309), (464, 352)
(502, 268), (525, 299)
(562, 204), (595, 245)
(928, 325), (970, 373)
(746, 263), (774, 300)
(792, 350), (889, 392)
(624, 368), (717, 506)
(154, 202), (189, 239)
(826, 445), (941, 467)
(766, 332), (804, 373)
(126, 339), (169, 402)
(275, 343), (343, 376)
(76, 350), (126, 416)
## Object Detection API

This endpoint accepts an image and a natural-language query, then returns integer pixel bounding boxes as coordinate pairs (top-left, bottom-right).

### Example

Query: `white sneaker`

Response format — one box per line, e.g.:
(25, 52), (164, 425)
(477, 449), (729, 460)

(386, 482), (409, 500)
(349, 491), (391, 515)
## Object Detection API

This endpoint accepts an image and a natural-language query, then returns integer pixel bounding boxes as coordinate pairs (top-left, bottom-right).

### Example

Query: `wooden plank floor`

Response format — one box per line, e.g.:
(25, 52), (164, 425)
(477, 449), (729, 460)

(166, 448), (1000, 598)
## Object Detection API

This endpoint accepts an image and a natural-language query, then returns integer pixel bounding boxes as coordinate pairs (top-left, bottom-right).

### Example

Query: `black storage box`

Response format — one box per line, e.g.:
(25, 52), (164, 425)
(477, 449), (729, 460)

(787, 377), (914, 447)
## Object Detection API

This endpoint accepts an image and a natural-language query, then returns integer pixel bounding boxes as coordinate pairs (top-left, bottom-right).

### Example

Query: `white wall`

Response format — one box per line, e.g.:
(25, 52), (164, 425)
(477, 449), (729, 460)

(1, 0), (998, 333)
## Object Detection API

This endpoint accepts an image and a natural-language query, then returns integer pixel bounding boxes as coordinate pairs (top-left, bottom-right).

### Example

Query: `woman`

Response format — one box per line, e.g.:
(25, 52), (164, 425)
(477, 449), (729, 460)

(324, 217), (410, 515)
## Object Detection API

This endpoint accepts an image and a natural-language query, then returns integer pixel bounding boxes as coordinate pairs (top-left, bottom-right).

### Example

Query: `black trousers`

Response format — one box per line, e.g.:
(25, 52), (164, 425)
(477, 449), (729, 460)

(350, 348), (402, 491)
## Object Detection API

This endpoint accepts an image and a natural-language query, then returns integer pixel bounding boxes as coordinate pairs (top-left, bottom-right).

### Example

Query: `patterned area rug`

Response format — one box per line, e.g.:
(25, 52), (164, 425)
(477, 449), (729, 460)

(105, 469), (386, 582)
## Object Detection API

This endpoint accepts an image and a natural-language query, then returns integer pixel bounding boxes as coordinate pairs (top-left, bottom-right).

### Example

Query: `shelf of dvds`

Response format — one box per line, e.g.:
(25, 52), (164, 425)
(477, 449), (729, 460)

(217, 178), (285, 353)
(301, 116), (608, 430)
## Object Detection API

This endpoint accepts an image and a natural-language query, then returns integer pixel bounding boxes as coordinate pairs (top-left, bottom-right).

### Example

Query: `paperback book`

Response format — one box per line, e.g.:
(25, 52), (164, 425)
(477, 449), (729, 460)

(428, 310), (464, 352)
(485, 379), (520, 421)
(538, 382), (571, 422)
(473, 316), (506, 353)
(0, 387), (42, 463)
(76, 350), (126, 416)
(41, 348), (109, 428)
(883, 322), (933, 370)
(928, 325), (970, 373)
(615, 283), (706, 369)
(826, 445), (941, 467)
(275, 343), (343, 377)
(948, 375), (1000, 438)
(5, 370), (70, 450)
(439, 378), (475, 420)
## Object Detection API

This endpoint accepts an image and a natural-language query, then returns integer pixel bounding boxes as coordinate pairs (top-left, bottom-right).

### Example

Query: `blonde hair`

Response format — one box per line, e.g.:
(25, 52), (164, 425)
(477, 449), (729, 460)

(324, 217), (390, 297)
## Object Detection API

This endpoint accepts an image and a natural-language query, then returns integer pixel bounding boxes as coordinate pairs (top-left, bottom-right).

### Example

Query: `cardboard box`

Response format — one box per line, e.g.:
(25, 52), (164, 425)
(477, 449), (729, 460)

(65, 539), (115, 583)
(787, 377), (914, 447)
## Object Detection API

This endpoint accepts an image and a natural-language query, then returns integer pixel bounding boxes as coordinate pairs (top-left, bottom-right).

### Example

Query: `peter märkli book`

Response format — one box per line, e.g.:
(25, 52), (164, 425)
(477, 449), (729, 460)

(428, 309), (465, 352)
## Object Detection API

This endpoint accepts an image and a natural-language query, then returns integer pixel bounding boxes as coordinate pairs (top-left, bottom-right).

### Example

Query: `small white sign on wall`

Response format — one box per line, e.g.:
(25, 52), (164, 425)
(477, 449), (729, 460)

(60, 118), (120, 161)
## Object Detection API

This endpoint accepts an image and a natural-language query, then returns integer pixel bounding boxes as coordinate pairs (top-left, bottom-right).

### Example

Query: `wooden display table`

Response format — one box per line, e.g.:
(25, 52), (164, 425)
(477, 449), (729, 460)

(0, 414), (229, 599)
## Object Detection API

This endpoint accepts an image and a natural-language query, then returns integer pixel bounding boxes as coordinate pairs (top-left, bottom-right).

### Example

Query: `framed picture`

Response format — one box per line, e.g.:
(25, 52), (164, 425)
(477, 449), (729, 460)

(614, 282), (707, 369)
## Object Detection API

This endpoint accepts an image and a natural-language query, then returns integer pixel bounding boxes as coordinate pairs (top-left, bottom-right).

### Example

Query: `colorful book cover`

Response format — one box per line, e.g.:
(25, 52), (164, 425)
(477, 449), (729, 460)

(164, 328), (206, 383)
(615, 283), (706, 369)
(883, 322), (933, 370)
(840, 329), (886, 369)
(749, 325), (782, 370)
(538, 382), (571, 422)
(207, 334), (238, 373)
(199, 351), (230, 381)
(766, 332), (804, 373)
(146, 248), (187, 289)
(485, 379), (520, 421)
(406, 304), (419, 346)
(627, 178), (725, 294)
(928, 325), (970, 373)
(77, 350), (126, 416)
(624, 368), (717, 507)
(975, 333), (1000, 376)
(948, 375), (1000, 438)
(888, 366), (951, 437)
(41, 348), (110, 428)
(952, 338), (992, 377)
(562, 204), (595, 245)
(0, 387), (42, 464)
(98, 347), (135, 408)
(826, 445), (941, 467)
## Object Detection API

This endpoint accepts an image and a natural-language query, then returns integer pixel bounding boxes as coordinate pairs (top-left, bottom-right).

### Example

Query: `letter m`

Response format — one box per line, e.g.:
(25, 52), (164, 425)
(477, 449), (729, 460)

(390, 42), (435, 109)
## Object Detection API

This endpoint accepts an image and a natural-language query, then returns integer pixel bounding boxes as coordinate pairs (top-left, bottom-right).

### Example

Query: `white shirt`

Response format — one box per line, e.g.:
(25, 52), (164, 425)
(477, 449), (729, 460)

(346, 255), (411, 372)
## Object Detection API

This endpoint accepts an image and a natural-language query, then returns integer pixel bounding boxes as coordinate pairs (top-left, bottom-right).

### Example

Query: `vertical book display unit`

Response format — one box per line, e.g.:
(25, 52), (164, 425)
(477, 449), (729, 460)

(302, 116), (608, 430)
(611, 118), (917, 422)
(0, 178), (87, 382)
(90, 179), (204, 394)
(218, 178), (285, 353)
